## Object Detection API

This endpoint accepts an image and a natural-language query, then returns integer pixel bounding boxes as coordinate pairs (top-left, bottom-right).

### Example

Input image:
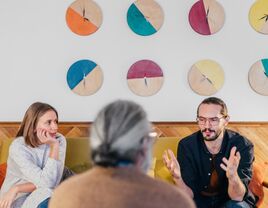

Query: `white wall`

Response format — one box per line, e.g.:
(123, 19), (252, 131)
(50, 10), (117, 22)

(0, 0), (267, 122)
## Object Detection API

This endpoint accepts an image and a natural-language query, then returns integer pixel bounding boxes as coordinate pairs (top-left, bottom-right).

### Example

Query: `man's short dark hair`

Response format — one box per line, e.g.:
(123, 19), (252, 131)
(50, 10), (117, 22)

(197, 97), (228, 117)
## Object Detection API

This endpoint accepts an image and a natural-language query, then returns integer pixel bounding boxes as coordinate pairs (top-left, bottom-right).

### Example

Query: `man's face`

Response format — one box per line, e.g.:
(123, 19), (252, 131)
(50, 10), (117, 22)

(197, 104), (228, 142)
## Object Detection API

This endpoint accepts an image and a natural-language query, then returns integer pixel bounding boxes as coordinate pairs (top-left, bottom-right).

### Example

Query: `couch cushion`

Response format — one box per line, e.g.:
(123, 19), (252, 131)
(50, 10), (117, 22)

(0, 138), (14, 164)
(0, 137), (92, 174)
(152, 137), (179, 183)
(65, 138), (92, 173)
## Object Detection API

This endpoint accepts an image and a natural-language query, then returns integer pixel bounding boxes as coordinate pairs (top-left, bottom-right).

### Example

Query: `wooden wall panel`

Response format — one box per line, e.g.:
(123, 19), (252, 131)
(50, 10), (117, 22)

(1, 121), (267, 164)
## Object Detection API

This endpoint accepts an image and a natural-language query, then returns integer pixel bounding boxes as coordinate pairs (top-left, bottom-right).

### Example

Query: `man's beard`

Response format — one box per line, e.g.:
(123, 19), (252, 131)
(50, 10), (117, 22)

(202, 128), (223, 142)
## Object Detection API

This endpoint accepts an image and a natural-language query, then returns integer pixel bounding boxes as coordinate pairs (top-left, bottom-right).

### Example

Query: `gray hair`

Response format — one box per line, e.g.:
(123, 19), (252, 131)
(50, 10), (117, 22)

(90, 100), (152, 170)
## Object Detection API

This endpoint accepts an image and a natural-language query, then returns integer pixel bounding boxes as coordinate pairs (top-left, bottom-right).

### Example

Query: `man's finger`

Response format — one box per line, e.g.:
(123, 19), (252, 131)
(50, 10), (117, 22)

(162, 151), (168, 165)
(229, 146), (237, 159)
(220, 163), (227, 171)
(235, 151), (241, 161)
(167, 149), (176, 160)
(222, 157), (229, 166)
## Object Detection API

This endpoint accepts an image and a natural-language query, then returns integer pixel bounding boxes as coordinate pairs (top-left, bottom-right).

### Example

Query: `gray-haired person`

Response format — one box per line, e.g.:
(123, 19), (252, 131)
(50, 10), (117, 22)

(49, 100), (195, 208)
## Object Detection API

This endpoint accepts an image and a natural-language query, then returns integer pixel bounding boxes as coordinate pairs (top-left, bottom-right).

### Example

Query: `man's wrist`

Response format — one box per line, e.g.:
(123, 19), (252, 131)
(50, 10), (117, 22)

(228, 172), (240, 183)
(173, 174), (182, 183)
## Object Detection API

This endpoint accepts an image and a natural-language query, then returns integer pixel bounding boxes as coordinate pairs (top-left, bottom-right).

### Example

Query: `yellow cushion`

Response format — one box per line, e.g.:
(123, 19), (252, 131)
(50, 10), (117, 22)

(0, 138), (14, 164)
(65, 138), (92, 173)
(0, 138), (92, 173)
(152, 137), (179, 183)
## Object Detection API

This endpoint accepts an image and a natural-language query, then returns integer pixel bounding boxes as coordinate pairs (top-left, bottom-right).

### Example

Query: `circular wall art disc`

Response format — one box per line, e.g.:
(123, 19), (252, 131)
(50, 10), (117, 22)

(127, 0), (164, 36)
(248, 59), (268, 96)
(188, 59), (224, 96)
(127, 60), (164, 96)
(188, 0), (225, 35)
(249, 0), (268, 34)
(67, 59), (103, 96)
(66, 0), (102, 36)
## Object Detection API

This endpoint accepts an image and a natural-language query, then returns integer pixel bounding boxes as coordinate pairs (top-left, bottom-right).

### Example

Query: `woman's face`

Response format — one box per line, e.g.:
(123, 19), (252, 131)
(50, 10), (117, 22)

(36, 110), (58, 138)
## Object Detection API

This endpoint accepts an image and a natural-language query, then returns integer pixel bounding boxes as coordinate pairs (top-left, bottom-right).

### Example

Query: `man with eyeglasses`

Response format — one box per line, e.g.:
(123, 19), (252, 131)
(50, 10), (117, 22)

(163, 97), (256, 208)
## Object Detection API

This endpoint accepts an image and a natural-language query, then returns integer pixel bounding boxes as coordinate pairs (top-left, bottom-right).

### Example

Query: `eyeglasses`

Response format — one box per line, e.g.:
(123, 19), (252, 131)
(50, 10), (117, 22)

(148, 131), (158, 138)
(141, 131), (158, 144)
(196, 116), (225, 126)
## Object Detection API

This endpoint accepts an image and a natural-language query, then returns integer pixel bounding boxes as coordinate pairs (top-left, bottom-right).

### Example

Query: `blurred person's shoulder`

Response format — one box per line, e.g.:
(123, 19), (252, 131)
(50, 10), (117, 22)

(49, 166), (196, 208)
